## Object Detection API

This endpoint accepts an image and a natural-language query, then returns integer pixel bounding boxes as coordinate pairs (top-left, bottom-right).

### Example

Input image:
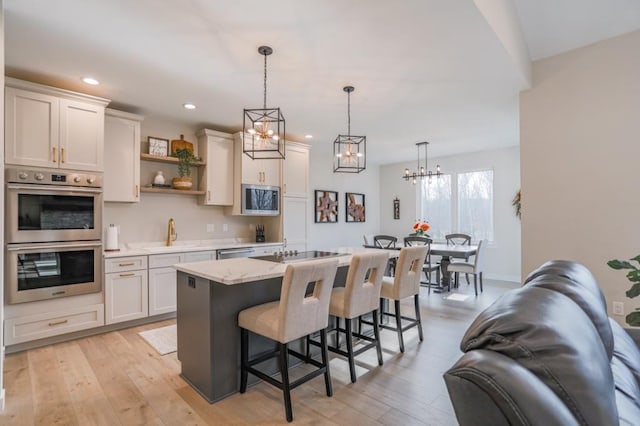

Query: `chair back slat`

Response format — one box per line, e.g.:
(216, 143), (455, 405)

(446, 233), (471, 246)
(374, 235), (398, 249)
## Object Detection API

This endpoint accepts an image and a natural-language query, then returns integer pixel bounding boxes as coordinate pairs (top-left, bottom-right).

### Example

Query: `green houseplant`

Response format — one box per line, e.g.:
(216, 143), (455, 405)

(607, 256), (640, 326)
(171, 148), (201, 190)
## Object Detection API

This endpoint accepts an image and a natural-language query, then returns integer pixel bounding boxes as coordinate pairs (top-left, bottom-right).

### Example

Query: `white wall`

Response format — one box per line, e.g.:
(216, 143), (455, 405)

(307, 150), (381, 250)
(520, 30), (640, 326)
(380, 146), (521, 282)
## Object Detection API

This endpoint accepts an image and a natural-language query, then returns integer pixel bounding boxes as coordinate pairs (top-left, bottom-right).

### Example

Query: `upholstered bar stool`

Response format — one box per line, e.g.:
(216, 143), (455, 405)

(378, 246), (428, 353)
(238, 258), (339, 423)
(311, 251), (388, 383)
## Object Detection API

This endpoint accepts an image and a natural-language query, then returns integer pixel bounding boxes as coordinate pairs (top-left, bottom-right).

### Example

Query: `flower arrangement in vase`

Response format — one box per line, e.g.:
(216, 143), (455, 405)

(412, 220), (431, 237)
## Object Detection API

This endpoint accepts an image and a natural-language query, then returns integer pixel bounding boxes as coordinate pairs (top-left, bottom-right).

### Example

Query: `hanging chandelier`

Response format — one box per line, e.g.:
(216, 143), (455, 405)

(333, 86), (366, 173)
(403, 141), (441, 184)
(243, 45), (286, 160)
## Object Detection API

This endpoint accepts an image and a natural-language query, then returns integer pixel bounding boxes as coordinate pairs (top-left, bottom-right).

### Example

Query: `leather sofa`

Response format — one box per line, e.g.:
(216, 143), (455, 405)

(444, 260), (640, 426)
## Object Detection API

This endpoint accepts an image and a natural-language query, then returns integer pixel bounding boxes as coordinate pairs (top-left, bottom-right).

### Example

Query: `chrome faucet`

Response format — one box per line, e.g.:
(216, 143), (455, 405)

(166, 218), (177, 246)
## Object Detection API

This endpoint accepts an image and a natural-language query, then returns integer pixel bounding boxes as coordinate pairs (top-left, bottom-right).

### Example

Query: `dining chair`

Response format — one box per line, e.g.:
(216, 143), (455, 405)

(445, 233), (472, 284)
(447, 240), (485, 296)
(374, 235), (398, 275)
(311, 251), (388, 383)
(238, 259), (339, 422)
(403, 236), (440, 290)
(378, 245), (428, 353)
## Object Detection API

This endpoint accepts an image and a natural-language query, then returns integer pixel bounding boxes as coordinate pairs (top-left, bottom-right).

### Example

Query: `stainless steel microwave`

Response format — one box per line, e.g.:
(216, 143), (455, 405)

(241, 184), (280, 216)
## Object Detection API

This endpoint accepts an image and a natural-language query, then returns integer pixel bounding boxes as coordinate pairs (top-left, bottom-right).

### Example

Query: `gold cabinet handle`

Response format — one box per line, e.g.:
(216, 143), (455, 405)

(61, 147), (66, 163)
(136, 185), (139, 197)
(119, 272), (135, 277)
(52, 146), (57, 163)
(207, 190), (211, 201)
(118, 262), (135, 267)
(284, 183), (287, 193)
(48, 319), (68, 327)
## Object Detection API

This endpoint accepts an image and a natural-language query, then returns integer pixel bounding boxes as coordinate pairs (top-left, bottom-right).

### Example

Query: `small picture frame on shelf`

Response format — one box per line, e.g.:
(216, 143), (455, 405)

(148, 137), (169, 157)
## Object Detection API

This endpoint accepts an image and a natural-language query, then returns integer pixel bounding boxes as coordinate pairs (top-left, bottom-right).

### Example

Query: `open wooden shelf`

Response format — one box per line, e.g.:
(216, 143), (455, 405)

(140, 153), (205, 166)
(140, 186), (205, 196)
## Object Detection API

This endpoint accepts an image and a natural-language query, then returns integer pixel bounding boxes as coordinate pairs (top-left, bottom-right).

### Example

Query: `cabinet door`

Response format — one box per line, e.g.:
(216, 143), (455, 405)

(283, 197), (308, 251)
(105, 271), (148, 324)
(59, 99), (105, 171)
(283, 144), (309, 197)
(241, 152), (263, 185)
(183, 251), (216, 262)
(149, 267), (178, 316)
(104, 113), (141, 202)
(5, 87), (59, 168)
(260, 158), (282, 187)
(200, 134), (233, 205)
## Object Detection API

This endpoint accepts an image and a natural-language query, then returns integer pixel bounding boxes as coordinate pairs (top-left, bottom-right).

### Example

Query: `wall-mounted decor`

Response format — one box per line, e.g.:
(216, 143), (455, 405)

(148, 136), (169, 157)
(393, 197), (400, 220)
(315, 190), (338, 223)
(346, 192), (365, 222)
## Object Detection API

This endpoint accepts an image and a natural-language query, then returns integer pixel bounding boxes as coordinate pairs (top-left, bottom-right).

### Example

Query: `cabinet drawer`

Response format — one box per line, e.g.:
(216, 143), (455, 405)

(183, 250), (215, 263)
(105, 256), (147, 273)
(149, 253), (184, 268)
(4, 303), (105, 345)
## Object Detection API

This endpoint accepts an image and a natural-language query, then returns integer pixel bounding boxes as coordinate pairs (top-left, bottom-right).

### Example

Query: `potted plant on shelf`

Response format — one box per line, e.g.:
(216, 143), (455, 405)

(171, 148), (201, 190)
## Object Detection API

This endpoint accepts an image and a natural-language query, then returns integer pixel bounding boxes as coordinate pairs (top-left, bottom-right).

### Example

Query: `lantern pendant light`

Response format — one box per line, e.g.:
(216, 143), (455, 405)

(333, 85), (366, 173)
(243, 45), (286, 160)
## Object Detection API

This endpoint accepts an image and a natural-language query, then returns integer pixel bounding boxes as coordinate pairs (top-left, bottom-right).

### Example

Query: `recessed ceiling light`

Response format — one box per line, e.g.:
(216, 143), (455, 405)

(183, 103), (197, 110)
(82, 77), (100, 85)
(305, 134), (313, 139)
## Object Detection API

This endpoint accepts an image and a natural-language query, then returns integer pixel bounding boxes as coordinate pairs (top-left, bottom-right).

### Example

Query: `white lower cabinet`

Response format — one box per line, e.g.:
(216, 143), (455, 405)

(148, 267), (178, 316)
(105, 256), (148, 324)
(4, 304), (105, 345)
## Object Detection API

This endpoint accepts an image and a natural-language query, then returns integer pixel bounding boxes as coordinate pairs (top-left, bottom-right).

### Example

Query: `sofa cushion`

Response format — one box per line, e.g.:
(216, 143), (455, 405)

(610, 318), (640, 389)
(615, 390), (640, 426)
(611, 356), (640, 409)
(461, 286), (618, 425)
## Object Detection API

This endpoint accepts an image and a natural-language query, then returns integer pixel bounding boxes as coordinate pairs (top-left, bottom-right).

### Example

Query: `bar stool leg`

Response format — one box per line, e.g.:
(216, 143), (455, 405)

(379, 298), (384, 325)
(474, 274), (478, 296)
(345, 318), (356, 383)
(320, 328), (333, 397)
(372, 310), (383, 366)
(414, 294), (424, 342)
(394, 300), (405, 353)
(240, 328), (249, 393)
(278, 342), (293, 422)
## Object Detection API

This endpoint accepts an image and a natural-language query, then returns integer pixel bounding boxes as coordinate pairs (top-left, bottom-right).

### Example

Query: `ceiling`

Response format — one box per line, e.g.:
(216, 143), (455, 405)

(4, 0), (640, 165)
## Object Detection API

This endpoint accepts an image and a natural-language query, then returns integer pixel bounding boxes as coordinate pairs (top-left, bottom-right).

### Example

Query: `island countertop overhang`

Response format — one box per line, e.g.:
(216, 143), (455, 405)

(174, 247), (399, 285)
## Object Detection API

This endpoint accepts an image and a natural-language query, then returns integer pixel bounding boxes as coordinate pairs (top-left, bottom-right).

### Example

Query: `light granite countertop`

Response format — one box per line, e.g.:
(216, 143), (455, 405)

(173, 247), (399, 285)
(103, 239), (284, 258)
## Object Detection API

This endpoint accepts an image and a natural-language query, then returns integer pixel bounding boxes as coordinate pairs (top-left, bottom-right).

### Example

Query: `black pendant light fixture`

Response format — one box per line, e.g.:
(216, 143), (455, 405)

(333, 85), (366, 173)
(403, 141), (441, 184)
(243, 45), (286, 159)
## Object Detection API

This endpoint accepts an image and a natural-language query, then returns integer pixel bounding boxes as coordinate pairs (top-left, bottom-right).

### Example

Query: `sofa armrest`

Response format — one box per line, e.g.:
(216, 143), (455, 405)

(625, 327), (640, 349)
(444, 350), (579, 426)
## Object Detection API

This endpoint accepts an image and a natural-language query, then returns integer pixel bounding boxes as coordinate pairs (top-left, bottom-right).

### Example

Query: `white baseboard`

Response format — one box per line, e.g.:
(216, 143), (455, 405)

(484, 273), (521, 284)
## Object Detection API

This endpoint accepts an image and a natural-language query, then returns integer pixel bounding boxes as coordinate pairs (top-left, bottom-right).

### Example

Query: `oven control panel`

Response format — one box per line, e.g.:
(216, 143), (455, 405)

(6, 166), (103, 188)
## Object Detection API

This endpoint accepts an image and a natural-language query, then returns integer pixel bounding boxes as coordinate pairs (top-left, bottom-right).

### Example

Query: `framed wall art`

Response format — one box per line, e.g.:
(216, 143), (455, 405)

(346, 192), (365, 222)
(148, 136), (169, 157)
(315, 190), (338, 223)
(393, 197), (400, 220)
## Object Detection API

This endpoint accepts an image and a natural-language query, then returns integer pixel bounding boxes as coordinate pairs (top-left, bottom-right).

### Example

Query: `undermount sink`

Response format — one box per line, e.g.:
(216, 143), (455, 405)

(143, 245), (200, 253)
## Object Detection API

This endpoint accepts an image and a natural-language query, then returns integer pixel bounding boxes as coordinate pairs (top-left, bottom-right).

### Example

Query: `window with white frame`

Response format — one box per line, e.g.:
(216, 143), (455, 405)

(418, 169), (494, 241)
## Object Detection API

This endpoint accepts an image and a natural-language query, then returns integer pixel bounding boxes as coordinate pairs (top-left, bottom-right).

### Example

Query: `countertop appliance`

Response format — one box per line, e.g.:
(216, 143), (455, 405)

(251, 250), (346, 263)
(5, 166), (103, 304)
(241, 184), (279, 216)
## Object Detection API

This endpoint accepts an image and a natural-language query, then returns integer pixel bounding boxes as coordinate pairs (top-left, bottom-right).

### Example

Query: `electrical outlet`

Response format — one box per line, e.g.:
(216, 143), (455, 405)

(206, 224), (215, 232)
(612, 301), (625, 316)
(222, 223), (229, 232)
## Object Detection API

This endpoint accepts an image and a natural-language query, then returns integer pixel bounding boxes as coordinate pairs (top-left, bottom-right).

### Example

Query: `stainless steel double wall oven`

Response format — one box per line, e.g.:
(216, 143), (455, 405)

(5, 166), (103, 304)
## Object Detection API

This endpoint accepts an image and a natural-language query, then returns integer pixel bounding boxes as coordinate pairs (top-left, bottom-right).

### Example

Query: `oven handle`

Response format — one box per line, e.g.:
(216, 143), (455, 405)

(7, 183), (103, 194)
(7, 242), (102, 252)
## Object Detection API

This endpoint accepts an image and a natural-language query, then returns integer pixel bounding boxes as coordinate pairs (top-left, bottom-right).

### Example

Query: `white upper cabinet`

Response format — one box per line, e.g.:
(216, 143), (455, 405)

(104, 109), (143, 202)
(233, 132), (281, 187)
(197, 129), (233, 206)
(5, 78), (109, 171)
(283, 142), (310, 198)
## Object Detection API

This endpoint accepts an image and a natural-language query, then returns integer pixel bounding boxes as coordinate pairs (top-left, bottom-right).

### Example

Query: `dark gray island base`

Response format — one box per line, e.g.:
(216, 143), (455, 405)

(176, 267), (348, 403)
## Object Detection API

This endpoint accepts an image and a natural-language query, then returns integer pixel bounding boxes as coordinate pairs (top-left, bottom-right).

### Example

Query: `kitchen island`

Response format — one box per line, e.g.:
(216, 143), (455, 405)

(173, 247), (397, 403)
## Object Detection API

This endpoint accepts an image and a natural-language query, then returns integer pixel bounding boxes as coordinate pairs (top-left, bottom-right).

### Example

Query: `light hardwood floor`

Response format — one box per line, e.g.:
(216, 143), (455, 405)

(2, 279), (517, 425)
